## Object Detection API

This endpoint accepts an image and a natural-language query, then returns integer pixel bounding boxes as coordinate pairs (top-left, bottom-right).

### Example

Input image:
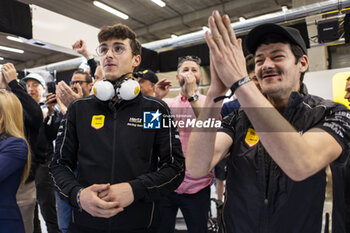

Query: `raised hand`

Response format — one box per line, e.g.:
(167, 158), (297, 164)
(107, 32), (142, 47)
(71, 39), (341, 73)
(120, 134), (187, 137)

(56, 81), (83, 107)
(72, 39), (92, 59)
(45, 93), (57, 115)
(1, 63), (18, 83)
(207, 53), (227, 98)
(205, 11), (248, 89)
(181, 72), (197, 99)
(155, 78), (172, 99)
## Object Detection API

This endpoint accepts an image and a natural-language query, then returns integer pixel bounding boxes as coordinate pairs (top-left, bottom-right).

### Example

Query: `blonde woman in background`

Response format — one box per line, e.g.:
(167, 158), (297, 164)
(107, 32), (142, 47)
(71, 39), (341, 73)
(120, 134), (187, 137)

(0, 90), (31, 233)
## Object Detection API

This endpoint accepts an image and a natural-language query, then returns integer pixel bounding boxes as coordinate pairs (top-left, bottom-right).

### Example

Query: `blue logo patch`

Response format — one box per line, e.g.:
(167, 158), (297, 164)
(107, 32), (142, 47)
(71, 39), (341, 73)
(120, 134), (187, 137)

(143, 110), (161, 129)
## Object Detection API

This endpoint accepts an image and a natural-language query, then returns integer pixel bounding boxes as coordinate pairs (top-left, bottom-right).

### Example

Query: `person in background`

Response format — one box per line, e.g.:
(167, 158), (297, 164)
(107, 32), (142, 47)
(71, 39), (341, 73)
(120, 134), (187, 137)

(93, 65), (103, 83)
(156, 55), (213, 233)
(22, 73), (61, 233)
(0, 89), (31, 233)
(136, 69), (158, 96)
(69, 70), (93, 98)
(55, 70), (93, 115)
(1, 63), (43, 233)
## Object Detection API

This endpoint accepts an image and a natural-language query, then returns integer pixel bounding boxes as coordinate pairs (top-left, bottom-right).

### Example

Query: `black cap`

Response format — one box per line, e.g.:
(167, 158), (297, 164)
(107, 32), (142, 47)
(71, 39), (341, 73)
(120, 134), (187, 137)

(246, 23), (307, 55)
(138, 69), (158, 84)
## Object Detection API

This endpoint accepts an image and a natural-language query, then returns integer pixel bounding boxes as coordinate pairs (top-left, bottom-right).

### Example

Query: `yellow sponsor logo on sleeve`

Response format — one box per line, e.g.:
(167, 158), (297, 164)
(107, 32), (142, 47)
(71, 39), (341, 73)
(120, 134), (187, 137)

(91, 115), (105, 130)
(245, 128), (259, 147)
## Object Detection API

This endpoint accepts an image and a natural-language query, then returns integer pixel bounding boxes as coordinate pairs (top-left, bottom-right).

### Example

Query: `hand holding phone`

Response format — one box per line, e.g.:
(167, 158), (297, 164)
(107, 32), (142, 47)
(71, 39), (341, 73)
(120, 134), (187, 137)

(47, 82), (57, 103)
(47, 81), (56, 94)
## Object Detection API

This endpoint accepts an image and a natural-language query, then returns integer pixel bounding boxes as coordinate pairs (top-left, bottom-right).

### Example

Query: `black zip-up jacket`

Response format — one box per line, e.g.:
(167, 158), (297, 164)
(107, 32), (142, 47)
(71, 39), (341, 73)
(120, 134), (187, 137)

(50, 93), (185, 232)
(219, 85), (350, 233)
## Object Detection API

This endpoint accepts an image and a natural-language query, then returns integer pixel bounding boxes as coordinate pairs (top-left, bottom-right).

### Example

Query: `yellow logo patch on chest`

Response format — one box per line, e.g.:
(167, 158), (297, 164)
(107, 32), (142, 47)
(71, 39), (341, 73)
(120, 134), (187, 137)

(91, 115), (105, 130)
(244, 128), (259, 147)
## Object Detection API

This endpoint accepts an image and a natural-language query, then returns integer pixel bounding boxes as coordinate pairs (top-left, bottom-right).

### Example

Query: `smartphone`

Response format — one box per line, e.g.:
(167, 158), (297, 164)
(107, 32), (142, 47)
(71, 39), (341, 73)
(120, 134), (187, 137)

(47, 81), (57, 104)
(47, 81), (56, 94)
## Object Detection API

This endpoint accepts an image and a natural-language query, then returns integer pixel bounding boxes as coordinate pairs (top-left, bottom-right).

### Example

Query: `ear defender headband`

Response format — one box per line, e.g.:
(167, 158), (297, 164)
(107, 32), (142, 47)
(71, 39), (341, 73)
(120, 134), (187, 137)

(93, 73), (141, 101)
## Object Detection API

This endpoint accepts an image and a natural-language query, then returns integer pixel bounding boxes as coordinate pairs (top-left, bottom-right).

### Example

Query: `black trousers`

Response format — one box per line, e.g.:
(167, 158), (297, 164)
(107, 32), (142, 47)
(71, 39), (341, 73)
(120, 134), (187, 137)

(156, 185), (211, 233)
(35, 163), (61, 233)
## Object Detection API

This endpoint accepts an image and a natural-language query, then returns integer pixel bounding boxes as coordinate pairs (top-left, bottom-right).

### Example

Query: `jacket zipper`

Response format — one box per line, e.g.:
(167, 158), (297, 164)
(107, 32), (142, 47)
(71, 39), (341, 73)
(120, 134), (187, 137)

(260, 97), (297, 233)
(265, 155), (277, 233)
(108, 109), (118, 233)
(259, 144), (269, 233)
(147, 201), (155, 229)
(71, 208), (74, 223)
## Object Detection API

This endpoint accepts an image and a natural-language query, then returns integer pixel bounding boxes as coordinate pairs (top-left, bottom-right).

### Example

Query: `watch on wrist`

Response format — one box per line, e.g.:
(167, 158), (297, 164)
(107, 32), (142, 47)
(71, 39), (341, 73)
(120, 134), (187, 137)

(188, 93), (199, 102)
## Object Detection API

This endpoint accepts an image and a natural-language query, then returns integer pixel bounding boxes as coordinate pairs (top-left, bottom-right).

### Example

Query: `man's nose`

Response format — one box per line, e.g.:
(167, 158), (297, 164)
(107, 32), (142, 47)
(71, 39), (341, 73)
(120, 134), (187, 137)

(261, 58), (275, 70)
(105, 47), (114, 57)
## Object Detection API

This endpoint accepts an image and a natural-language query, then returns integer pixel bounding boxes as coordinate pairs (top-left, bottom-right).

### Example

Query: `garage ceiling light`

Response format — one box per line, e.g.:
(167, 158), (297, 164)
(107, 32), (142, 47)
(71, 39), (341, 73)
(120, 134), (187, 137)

(93, 1), (129, 20)
(0, 45), (24, 54)
(7, 36), (24, 43)
(151, 0), (166, 7)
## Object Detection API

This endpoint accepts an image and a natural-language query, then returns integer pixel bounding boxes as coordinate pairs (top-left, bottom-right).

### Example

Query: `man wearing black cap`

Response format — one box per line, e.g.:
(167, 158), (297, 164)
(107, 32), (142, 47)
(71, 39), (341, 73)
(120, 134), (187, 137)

(136, 69), (159, 96)
(186, 11), (350, 233)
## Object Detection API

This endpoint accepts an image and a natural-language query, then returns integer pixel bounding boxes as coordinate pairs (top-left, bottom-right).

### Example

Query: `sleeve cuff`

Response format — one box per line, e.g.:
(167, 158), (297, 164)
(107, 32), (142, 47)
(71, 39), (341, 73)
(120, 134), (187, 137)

(8, 79), (19, 89)
(70, 186), (84, 207)
(128, 179), (148, 202)
(315, 126), (349, 165)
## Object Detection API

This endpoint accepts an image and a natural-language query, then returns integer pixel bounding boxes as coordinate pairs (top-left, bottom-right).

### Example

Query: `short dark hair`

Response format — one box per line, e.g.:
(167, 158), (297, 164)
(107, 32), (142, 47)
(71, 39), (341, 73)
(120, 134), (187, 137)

(256, 33), (306, 83)
(73, 70), (93, 83)
(177, 55), (201, 72)
(245, 54), (255, 74)
(98, 23), (141, 56)
(347, 76), (350, 81)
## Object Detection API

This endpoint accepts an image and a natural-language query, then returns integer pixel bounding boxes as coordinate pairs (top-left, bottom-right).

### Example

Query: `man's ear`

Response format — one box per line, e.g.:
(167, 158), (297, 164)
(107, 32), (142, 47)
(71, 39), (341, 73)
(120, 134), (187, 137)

(132, 55), (141, 68)
(299, 55), (308, 73)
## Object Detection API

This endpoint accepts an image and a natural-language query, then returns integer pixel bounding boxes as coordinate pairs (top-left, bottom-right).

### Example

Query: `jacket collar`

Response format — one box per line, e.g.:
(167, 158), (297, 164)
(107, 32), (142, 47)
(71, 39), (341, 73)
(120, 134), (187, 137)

(284, 83), (308, 118)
